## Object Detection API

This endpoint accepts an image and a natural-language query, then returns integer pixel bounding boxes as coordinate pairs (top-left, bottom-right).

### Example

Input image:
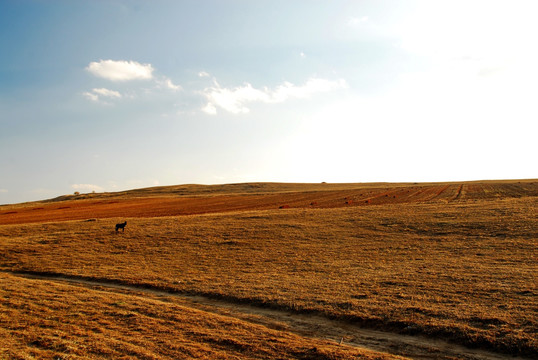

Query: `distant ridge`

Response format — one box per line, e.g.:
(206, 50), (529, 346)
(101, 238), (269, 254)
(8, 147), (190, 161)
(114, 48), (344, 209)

(41, 179), (538, 203)
(1, 179), (537, 225)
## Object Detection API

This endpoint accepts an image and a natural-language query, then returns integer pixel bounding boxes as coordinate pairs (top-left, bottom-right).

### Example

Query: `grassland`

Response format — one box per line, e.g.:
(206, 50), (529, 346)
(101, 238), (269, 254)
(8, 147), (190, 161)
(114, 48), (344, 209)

(0, 180), (536, 359)
(1, 272), (402, 360)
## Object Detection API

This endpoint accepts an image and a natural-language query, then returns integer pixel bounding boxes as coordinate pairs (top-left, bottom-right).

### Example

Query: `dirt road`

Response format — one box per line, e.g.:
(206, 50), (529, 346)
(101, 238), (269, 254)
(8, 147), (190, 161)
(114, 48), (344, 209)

(6, 270), (530, 360)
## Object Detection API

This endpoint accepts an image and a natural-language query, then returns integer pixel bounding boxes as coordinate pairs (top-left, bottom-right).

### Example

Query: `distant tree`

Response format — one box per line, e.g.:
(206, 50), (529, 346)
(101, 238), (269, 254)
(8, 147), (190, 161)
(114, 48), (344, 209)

(74, 191), (80, 195)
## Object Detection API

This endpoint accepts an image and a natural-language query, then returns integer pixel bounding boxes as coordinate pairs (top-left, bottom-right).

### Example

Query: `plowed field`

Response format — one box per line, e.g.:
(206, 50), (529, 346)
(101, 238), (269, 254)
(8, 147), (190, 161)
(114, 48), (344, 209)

(1, 180), (536, 225)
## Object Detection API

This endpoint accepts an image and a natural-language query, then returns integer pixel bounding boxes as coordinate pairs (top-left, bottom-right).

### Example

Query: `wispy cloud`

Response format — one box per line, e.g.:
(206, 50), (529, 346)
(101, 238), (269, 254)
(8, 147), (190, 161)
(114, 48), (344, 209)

(157, 78), (182, 91)
(83, 92), (99, 102)
(93, 88), (121, 98)
(201, 78), (348, 114)
(71, 184), (104, 193)
(0, 189), (7, 193)
(86, 60), (154, 81)
(83, 88), (122, 103)
(82, 63), (346, 115)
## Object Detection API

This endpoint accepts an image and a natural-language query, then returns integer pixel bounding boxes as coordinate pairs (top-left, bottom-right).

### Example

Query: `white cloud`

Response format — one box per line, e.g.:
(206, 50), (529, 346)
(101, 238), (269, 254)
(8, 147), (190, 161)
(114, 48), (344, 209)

(93, 88), (122, 98)
(202, 78), (348, 114)
(84, 60), (181, 106)
(204, 83), (269, 114)
(86, 60), (154, 81)
(71, 184), (104, 193)
(0, 189), (7, 193)
(83, 91), (99, 102)
(198, 71), (210, 78)
(83, 88), (122, 103)
(157, 78), (182, 91)
(201, 102), (217, 115)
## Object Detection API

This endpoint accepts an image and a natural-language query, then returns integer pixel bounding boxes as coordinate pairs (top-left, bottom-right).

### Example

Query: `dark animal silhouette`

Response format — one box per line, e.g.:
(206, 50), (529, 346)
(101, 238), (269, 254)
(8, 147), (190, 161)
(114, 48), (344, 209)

(115, 221), (127, 232)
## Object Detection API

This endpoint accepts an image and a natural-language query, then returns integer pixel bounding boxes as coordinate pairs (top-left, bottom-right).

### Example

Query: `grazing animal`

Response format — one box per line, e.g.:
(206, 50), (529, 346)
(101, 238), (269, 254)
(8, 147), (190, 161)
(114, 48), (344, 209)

(115, 221), (127, 232)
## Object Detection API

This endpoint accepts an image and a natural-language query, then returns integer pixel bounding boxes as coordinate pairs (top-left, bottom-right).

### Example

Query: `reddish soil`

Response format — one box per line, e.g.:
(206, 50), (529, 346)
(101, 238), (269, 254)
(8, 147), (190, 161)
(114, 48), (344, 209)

(1, 181), (536, 225)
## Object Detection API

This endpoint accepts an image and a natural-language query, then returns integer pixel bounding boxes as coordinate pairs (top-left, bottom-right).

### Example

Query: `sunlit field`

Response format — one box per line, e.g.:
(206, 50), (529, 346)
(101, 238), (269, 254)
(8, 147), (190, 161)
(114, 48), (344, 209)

(1, 272), (402, 360)
(1, 180), (536, 359)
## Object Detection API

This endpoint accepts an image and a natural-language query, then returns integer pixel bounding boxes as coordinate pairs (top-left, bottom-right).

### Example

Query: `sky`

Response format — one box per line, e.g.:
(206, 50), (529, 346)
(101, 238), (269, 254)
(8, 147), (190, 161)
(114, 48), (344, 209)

(1, 0), (537, 204)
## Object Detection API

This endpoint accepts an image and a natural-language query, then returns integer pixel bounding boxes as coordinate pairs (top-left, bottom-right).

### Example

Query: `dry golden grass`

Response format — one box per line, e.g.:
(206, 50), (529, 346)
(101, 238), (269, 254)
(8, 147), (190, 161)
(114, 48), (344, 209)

(0, 180), (536, 358)
(0, 272), (399, 359)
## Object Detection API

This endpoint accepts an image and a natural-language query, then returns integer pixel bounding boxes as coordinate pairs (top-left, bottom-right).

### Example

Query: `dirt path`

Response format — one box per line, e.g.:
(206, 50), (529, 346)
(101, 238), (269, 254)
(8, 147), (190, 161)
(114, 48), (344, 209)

(5, 271), (530, 360)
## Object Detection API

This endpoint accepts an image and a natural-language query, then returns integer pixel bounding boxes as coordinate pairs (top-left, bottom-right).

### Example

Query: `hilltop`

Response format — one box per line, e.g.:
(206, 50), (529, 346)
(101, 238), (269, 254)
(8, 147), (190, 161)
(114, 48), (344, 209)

(1, 179), (537, 225)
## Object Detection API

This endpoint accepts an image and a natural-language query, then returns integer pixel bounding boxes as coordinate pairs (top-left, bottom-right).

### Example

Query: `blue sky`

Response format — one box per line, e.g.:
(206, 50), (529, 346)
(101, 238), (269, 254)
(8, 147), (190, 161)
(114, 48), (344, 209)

(1, 0), (537, 204)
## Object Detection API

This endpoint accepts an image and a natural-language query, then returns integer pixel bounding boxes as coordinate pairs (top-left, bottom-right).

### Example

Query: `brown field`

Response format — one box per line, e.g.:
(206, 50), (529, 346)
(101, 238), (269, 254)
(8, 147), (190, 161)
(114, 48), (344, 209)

(0, 180), (537, 359)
